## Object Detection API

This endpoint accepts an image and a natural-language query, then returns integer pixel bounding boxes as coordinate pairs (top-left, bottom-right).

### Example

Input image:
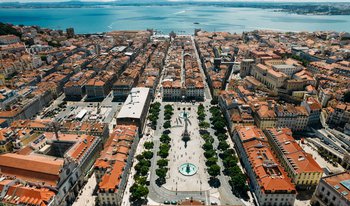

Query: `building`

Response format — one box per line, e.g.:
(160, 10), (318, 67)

(162, 80), (182, 101)
(240, 59), (254, 78)
(265, 128), (323, 190)
(85, 72), (114, 100)
(0, 35), (20, 45)
(95, 125), (139, 206)
(272, 64), (300, 77)
(318, 88), (333, 107)
(11, 120), (109, 144)
(112, 78), (134, 101)
(253, 101), (277, 130)
(275, 104), (309, 131)
(66, 28), (75, 38)
(0, 87), (18, 110)
(0, 177), (56, 206)
(327, 102), (350, 127)
(0, 127), (15, 153)
(301, 96), (322, 126)
(233, 126), (297, 206)
(312, 171), (350, 206)
(64, 70), (96, 100)
(117, 87), (151, 133)
(251, 63), (288, 91)
(0, 132), (102, 206)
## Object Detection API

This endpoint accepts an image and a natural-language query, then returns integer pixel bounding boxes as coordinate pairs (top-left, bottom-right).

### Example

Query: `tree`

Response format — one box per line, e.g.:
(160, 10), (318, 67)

(198, 104), (205, 111)
(135, 176), (147, 185)
(213, 120), (226, 132)
(164, 113), (172, 120)
(211, 99), (218, 105)
(223, 156), (238, 168)
(217, 133), (228, 141)
(160, 134), (171, 143)
(218, 141), (230, 151)
(206, 157), (218, 167)
(230, 174), (247, 191)
(220, 149), (237, 159)
(204, 149), (216, 159)
(157, 159), (169, 167)
(163, 121), (171, 129)
(135, 154), (144, 161)
(142, 151), (154, 160)
(156, 168), (168, 178)
(144, 141), (154, 150)
(199, 121), (210, 129)
(135, 165), (149, 176)
(164, 104), (173, 111)
(158, 149), (169, 158)
(208, 164), (221, 177)
(0, 23), (21, 37)
(201, 134), (214, 143)
(202, 142), (213, 151)
(130, 184), (149, 201)
(136, 159), (151, 168)
(159, 143), (170, 151)
(198, 113), (206, 121)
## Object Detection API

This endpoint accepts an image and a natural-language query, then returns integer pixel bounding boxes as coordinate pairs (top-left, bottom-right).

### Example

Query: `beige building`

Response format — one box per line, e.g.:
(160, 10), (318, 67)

(251, 63), (288, 90)
(265, 128), (323, 190)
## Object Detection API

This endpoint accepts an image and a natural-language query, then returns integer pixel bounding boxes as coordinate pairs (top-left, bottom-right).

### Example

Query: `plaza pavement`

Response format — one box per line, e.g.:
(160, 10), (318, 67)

(163, 105), (211, 192)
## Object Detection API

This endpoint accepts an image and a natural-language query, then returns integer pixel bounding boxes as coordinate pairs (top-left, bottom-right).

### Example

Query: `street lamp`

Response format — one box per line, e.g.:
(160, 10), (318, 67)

(176, 181), (178, 195)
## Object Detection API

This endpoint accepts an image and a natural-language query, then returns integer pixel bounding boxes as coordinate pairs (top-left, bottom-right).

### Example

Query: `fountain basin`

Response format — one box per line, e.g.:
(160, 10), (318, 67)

(178, 163), (197, 176)
(179, 111), (190, 119)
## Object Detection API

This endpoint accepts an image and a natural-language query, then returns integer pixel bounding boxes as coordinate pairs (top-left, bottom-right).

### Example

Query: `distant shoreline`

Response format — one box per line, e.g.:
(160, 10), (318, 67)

(0, 1), (350, 15)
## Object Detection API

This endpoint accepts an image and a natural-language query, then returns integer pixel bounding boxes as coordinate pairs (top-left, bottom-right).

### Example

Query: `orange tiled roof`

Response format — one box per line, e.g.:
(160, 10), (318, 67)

(236, 126), (296, 193)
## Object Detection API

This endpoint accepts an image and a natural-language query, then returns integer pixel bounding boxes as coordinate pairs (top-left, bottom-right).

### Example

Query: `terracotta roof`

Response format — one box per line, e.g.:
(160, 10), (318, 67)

(98, 161), (125, 192)
(322, 171), (350, 201)
(236, 126), (296, 193)
(0, 153), (63, 186)
(266, 128), (323, 174)
(3, 184), (55, 206)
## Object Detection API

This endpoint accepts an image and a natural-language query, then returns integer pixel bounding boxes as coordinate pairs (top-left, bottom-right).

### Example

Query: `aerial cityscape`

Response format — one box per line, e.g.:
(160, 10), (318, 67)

(0, 1), (349, 206)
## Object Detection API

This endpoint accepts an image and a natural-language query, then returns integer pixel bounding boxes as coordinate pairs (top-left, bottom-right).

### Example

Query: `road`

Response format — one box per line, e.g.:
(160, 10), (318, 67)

(191, 36), (212, 100)
(72, 173), (97, 206)
(205, 106), (245, 206)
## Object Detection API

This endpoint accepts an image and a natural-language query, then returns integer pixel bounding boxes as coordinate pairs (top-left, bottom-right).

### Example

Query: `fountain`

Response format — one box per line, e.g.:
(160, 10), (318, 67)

(179, 110), (190, 119)
(178, 163), (198, 176)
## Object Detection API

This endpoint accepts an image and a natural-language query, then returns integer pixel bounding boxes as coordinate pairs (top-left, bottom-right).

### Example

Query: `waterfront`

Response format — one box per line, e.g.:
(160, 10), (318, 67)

(1, 6), (350, 34)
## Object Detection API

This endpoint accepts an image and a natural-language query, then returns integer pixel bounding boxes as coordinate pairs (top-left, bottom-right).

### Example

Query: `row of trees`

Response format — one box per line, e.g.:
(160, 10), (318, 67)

(198, 104), (210, 129)
(209, 106), (249, 198)
(148, 102), (161, 129)
(129, 141), (154, 204)
(156, 104), (174, 185)
(163, 104), (174, 129)
(198, 106), (221, 187)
